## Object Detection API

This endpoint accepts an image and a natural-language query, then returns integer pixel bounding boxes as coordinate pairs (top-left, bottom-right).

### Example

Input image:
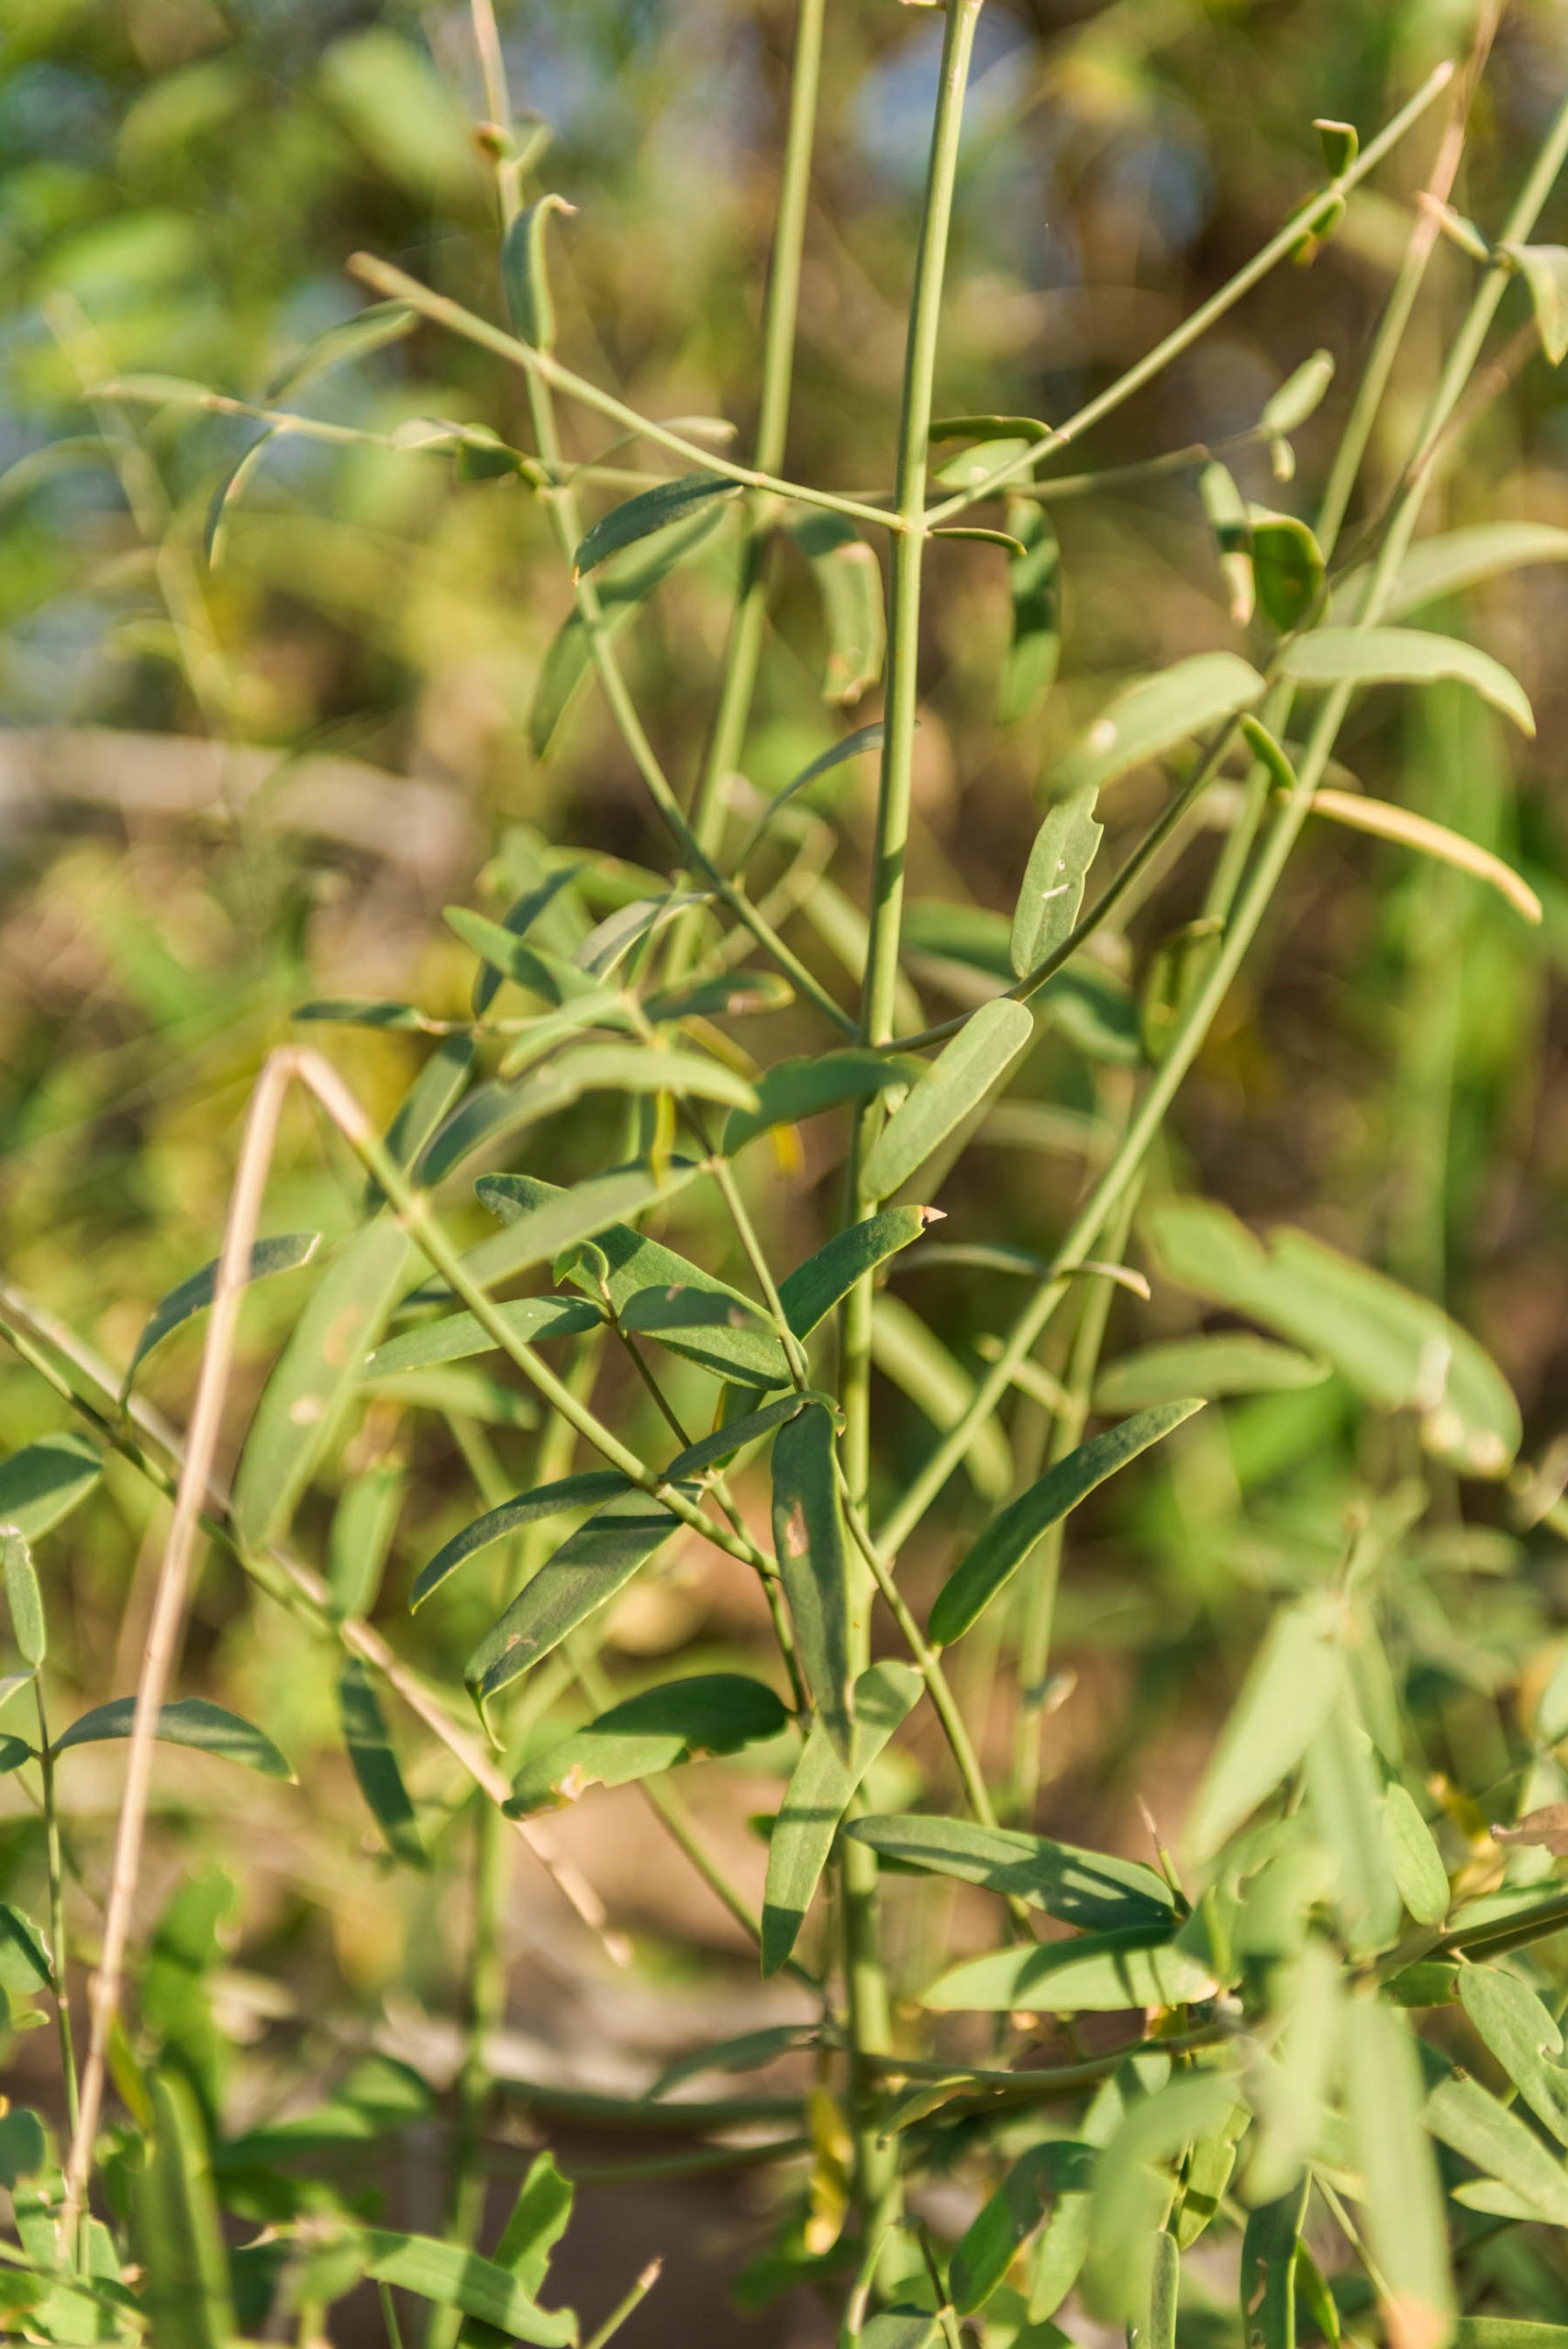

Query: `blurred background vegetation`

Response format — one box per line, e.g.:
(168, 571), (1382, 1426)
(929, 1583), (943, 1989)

(6, 0), (1568, 2338)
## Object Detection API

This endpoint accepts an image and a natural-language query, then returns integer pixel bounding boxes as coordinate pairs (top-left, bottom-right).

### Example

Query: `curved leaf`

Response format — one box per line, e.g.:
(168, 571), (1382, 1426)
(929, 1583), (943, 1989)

(1277, 626), (1533, 734)
(464, 1489), (686, 1705)
(124, 1233), (322, 1392)
(0, 1433), (103, 1542)
(368, 1295), (603, 1378)
(413, 1471), (630, 1609)
(846, 1814), (1174, 1931)
(55, 1697), (294, 1781)
(574, 473), (739, 579)
(777, 1207), (940, 1341)
(1049, 652), (1263, 799)
(863, 997), (1034, 1198)
(762, 1661), (921, 1976)
(507, 1673), (788, 1814)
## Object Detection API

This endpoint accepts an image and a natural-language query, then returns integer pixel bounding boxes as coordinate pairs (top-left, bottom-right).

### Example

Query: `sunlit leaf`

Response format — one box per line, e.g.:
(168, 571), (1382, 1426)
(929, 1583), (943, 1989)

(1010, 785), (1102, 979)
(1, 1532), (44, 1668)
(1345, 2000), (1452, 2349)
(1183, 1594), (1342, 1858)
(0, 1433), (103, 1542)
(464, 1489), (686, 1705)
(951, 2141), (1095, 2313)
(507, 1674), (788, 1814)
(863, 998), (1034, 1198)
(362, 2231), (574, 2343)
(1277, 627), (1533, 734)
(922, 1928), (1215, 2014)
(1093, 1335), (1327, 1413)
(368, 1296), (603, 1378)
(725, 1049), (921, 1155)
(1428, 2073), (1568, 2226)
(777, 1207), (939, 1342)
(500, 194), (573, 350)
(762, 1661), (920, 1976)
(413, 1472), (629, 1610)
(1048, 653), (1263, 799)
(771, 1402), (853, 1760)
(1507, 243), (1568, 365)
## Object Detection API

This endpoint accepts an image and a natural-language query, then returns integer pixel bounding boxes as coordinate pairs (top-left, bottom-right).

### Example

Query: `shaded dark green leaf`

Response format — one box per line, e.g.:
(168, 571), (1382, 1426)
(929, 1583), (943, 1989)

(55, 1697), (294, 1780)
(762, 1661), (920, 1976)
(771, 1403), (852, 1761)
(507, 1673), (788, 1815)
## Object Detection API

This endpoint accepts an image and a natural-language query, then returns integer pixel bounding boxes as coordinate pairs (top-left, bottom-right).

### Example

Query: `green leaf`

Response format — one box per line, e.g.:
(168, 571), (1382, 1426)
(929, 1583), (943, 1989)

(1302, 1698), (1402, 1956)
(724, 1048), (920, 1154)
(859, 2314), (939, 2349)
(864, 998), (1034, 1199)
(414, 1472), (629, 1609)
(361, 1365), (538, 1428)
(369, 1296), (603, 1378)
(1247, 1937), (1344, 2202)
(923, 1927), (1215, 2014)
(264, 299), (416, 403)
(951, 2142), (1096, 2313)
(0, 1433), (103, 1542)
(2, 1532), (44, 1668)
(484, 2152), (573, 2307)
(55, 1697), (294, 1780)
(1010, 785), (1103, 979)
(1457, 1966), (1568, 2148)
(572, 894), (711, 979)
(1199, 462), (1254, 625)
(1251, 510), (1325, 631)
(339, 1660), (423, 1865)
(294, 997), (445, 1030)
(665, 1392), (824, 1480)
(530, 507), (730, 757)
(500, 194), (573, 350)
(574, 473), (739, 579)
(507, 1673), (788, 1815)
(471, 1164), (705, 1289)
(616, 1286), (791, 1391)
(363, 2231), (574, 2344)
(0, 1905), (52, 1992)
(124, 1233), (323, 1393)
(369, 1036), (474, 1210)
(1345, 2000), (1452, 2349)
(1048, 652), (1263, 799)
(1428, 2073), (1568, 2225)
(552, 1041), (756, 1112)
(464, 1489), (684, 1705)
(1455, 2329), (1568, 2349)
(1384, 1783), (1450, 1927)
(0, 2107), (46, 2190)
(997, 499), (1062, 724)
(233, 1219), (409, 1553)
(1183, 1594), (1342, 1858)
(929, 1400), (1201, 1647)
(1178, 2103), (1248, 2247)
(418, 1071), (580, 1186)
(1145, 2227), (1180, 2349)
(791, 510), (885, 707)
(328, 1463), (406, 1621)
(771, 1402), (853, 1761)
(1144, 1198), (1520, 1475)
(761, 1661), (920, 1976)
(1082, 2074), (1235, 2321)
(1331, 521), (1568, 624)
(1093, 1335), (1327, 1414)
(1507, 244), (1568, 365)
(1276, 626), (1534, 734)
(651, 2023), (817, 2099)
(131, 2071), (237, 2349)
(871, 1293), (1013, 1500)
(733, 723), (885, 867)
(1240, 2179), (1309, 2349)
(845, 1815), (1174, 1931)
(1030, 2053), (1168, 2317)
(776, 1208), (937, 1342)
(644, 970), (795, 1025)
(1260, 350), (1335, 436)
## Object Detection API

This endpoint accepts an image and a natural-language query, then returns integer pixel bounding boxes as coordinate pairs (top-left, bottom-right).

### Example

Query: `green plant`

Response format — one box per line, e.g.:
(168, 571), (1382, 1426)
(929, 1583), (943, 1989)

(8, 1), (1568, 2343)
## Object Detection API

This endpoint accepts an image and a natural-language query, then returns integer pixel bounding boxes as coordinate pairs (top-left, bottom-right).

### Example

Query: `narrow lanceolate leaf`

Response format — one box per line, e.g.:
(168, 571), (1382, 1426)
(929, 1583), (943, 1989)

(1, 1533), (44, 1668)
(470, 1164), (704, 1289)
(734, 723), (885, 868)
(1429, 2074), (1568, 2227)
(1049, 652), (1263, 800)
(616, 1286), (790, 1390)
(762, 1661), (920, 1976)
(792, 510), (884, 706)
(724, 1049), (920, 1154)
(328, 1463), (406, 1622)
(549, 1041), (756, 1113)
(574, 473), (740, 579)
(500, 193), (573, 349)
(863, 997), (1034, 1198)
(1307, 789), (1541, 923)
(771, 1403), (853, 1760)
(124, 1233), (324, 1394)
(1183, 1594), (1343, 1858)
(0, 1904), (52, 1991)
(362, 2232), (574, 2344)
(1331, 521), (1568, 624)
(1383, 1782), (1450, 1927)
(1080, 2075), (1236, 2325)
(1247, 1936), (1344, 2202)
(664, 1393), (823, 1481)
(871, 1294), (1012, 1499)
(845, 1815), (1173, 1932)
(55, 1697), (295, 1780)
(1457, 1967), (1568, 2148)
(464, 1489), (685, 1705)
(572, 894), (711, 980)
(1277, 627), (1534, 734)
(367, 1295), (603, 1379)
(1144, 1198), (1520, 1475)
(417, 1071), (579, 1186)
(1240, 2180), (1310, 2349)
(265, 299), (417, 402)
(929, 1400), (1202, 1647)
(530, 506), (729, 756)
(369, 1035), (473, 1209)
(923, 1928), (1213, 2014)
(339, 1660), (423, 1865)
(232, 1219), (409, 1554)
(413, 1472), (629, 1609)
(506, 1674), (788, 1815)
(1010, 785), (1103, 978)
(951, 2141), (1095, 2314)
(1507, 244), (1568, 366)
(776, 1207), (939, 1342)
(0, 1433), (102, 1541)
(1345, 1999), (1453, 2349)
(996, 498), (1062, 724)
(131, 2072), (237, 2349)
(1093, 1335), (1327, 1414)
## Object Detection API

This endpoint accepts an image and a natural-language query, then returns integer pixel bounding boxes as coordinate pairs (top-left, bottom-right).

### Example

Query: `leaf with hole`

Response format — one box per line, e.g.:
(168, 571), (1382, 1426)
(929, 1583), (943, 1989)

(233, 1219), (409, 1553)
(771, 1402), (853, 1761)
(1277, 626), (1533, 734)
(1048, 653), (1263, 800)
(762, 1661), (921, 1976)
(55, 1697), (294, 1780)
(507, 1673), (788, 1815)
(929, 1400), (1201, 1646)
(845, 1815), (1174, 1932)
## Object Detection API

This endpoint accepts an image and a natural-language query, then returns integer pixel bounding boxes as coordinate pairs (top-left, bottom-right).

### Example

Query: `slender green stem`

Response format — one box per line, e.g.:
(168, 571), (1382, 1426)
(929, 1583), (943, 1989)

(424, 1793), (506, 2349)
(583, 2260), (663, 2349)
(33, 1679), (80, 2145)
